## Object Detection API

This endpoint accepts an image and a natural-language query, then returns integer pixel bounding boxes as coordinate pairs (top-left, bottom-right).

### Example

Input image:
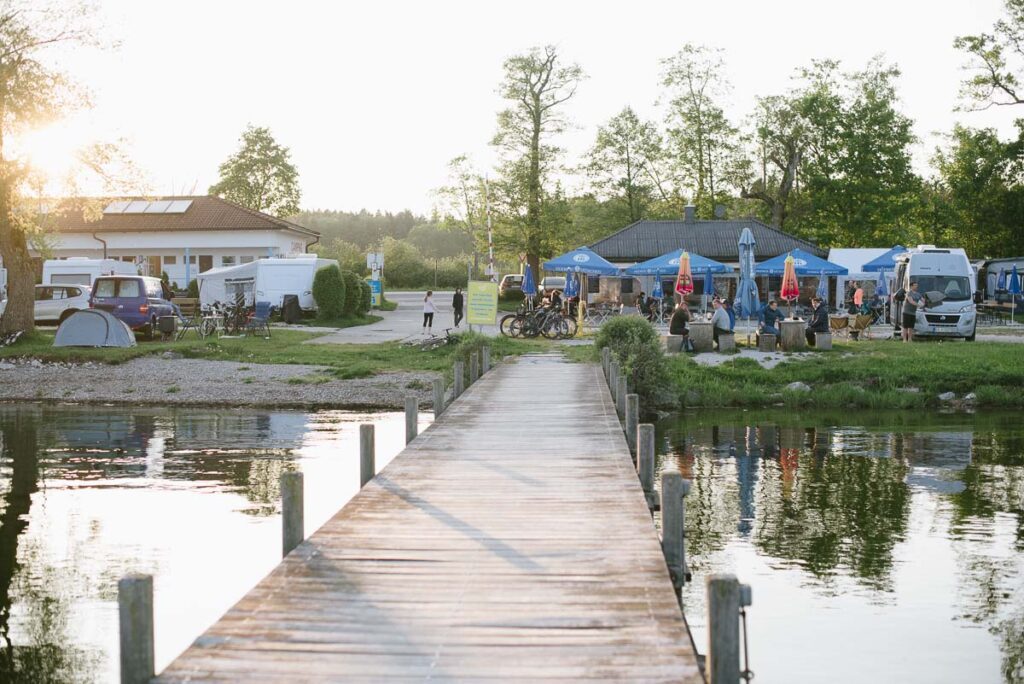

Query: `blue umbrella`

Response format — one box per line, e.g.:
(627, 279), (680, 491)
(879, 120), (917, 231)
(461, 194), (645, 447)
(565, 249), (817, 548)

(702, 270), (714, 312)
(997, 268), (1007, 291)
(521, 264), (537, 297)
(563, 272), (579, 298)
(875, 269), (888, 297)
(625, 249), (731, 276)
(755, 248), (848, 276)
(863, 245), (908, 272)
(651, 278), (664, 299)
(735, 227), (760, 320)
(543, 247), (620, 276)
(1010, 264), (1021, 323)
(816, 270), (829, 301)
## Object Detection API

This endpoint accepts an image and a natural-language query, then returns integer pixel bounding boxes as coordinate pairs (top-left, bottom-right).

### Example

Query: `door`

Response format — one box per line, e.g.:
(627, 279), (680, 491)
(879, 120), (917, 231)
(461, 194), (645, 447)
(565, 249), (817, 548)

(198, 255), (213, 273)
(34, 286), (55, 321)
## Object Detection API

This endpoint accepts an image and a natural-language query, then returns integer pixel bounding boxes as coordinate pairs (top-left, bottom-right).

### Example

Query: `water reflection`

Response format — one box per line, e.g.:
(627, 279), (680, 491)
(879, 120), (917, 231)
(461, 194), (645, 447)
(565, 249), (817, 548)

(658, 410), (1024, 684)
(0, 404), (421, 683)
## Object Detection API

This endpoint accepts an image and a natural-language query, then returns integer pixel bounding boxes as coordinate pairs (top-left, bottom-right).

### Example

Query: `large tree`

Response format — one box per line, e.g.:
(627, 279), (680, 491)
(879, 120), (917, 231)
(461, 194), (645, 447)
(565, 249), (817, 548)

(434, 155), (486, 275)
(955, 0), (1024, 109)
(585, 107), (663, 224)
(209, 125), (301, 218)
(491, 45), (583, 273)
(741, 95), (807, 229)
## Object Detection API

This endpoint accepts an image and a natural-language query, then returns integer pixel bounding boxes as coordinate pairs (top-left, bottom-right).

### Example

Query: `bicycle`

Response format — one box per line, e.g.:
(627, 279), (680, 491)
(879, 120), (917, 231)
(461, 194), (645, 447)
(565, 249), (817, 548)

(402, 327), (460, 351)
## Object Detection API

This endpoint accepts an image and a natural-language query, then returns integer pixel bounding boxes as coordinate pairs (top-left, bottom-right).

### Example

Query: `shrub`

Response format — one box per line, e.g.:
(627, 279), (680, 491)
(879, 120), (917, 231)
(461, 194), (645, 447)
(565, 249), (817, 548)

(500, 289), (525, 302)
(596, 317), (670, 407)
(313, 265), (345, 319)
(358, 280), (372, 314)
(340, 270), (362, 315)
(187, 280), (199, 298)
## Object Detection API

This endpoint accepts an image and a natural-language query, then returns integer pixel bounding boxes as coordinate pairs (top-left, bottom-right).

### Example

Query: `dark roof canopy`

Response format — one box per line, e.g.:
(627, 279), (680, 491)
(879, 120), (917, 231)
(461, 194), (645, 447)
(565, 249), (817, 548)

(44, 195), (318, 238)
(589, 218), (824, 263)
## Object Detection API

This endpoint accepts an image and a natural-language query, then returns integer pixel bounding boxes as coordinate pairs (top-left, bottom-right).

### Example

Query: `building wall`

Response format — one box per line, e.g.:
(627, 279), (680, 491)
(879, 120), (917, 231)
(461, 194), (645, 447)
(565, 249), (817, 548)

(30, 230), (313, 286)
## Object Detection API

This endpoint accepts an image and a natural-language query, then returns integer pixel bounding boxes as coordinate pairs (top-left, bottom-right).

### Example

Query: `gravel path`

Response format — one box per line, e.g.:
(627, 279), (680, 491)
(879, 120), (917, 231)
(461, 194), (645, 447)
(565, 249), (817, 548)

(0, 357), (441, 409)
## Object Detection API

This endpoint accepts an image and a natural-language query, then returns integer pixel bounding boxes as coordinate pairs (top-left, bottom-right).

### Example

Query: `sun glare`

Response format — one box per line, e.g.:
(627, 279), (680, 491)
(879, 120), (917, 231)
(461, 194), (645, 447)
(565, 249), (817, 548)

(12, 119), (91, 184)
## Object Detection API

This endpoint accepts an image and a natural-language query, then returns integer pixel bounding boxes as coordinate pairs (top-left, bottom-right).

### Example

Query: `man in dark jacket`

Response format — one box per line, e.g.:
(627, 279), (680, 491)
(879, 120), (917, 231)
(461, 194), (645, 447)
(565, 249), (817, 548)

(760, 300), (784, 335)
(452, 287), (464, 327)
(805, 296), (829, 345)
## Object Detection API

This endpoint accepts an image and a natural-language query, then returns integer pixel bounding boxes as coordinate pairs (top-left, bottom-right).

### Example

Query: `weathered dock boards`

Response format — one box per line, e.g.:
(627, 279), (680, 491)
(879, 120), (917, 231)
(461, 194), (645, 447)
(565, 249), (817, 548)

(157, 353), (701, 682)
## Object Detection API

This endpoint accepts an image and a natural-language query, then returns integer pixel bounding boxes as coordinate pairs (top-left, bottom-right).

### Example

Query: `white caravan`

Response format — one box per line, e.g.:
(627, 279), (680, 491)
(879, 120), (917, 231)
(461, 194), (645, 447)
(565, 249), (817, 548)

(893, 245), (978, 341)
(42, 258), (137, 287)
(196, 256), (339, 310)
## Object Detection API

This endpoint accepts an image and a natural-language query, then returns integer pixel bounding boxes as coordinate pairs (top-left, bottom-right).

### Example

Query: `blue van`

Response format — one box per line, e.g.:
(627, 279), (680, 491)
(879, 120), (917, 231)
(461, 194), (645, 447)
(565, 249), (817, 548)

(89, 276), (176, 337)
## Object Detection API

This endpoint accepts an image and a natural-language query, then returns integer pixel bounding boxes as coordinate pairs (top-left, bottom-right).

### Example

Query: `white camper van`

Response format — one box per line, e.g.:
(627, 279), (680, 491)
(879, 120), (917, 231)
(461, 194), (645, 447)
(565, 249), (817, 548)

(893, 245), (979, 341)
(196, 256), (339, 311)
(42, 258), (137, 287)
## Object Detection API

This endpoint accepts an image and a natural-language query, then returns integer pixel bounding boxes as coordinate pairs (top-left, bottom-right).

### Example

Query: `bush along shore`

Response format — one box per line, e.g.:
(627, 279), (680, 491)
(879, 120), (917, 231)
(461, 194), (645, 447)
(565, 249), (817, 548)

(588, 320), (1024, 410)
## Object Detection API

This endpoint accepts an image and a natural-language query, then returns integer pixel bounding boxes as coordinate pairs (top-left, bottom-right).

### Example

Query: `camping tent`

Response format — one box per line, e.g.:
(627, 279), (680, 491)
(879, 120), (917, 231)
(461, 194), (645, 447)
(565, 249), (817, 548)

(54, 310), (136, 348)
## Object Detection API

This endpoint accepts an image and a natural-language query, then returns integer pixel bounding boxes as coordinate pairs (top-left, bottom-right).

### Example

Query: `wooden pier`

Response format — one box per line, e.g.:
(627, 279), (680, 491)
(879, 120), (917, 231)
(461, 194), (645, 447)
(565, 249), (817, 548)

(155, 353), (701, 682)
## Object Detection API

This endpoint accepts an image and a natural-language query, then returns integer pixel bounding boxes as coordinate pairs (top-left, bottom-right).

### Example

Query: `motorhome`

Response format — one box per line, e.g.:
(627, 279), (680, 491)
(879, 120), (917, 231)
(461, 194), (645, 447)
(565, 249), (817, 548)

(196, 256), (339, 310)
(42, 257), (137, 287)
(892, 245), (978, 340)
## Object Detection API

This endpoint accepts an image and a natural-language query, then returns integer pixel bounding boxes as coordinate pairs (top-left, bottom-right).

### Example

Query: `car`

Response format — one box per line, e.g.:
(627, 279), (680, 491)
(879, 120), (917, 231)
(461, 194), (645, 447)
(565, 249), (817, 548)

(499, 274), (524, 296)
(0, 284), (92, 325)
(89, 276), (176, 338)
(540, 276), (566, 294)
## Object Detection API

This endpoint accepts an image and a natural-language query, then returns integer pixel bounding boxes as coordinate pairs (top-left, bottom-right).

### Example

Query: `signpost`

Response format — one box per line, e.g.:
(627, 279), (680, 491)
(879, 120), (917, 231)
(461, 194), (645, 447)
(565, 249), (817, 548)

(369, 279), (382, 307)
(367, 252), (384, 309)
(467, 281), (498, 327)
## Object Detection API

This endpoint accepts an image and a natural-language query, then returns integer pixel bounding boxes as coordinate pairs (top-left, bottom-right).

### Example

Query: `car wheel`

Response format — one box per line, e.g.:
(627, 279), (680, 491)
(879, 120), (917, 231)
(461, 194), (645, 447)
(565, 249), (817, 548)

(966, 326), (976, 342)
(58, 309), (77, 324)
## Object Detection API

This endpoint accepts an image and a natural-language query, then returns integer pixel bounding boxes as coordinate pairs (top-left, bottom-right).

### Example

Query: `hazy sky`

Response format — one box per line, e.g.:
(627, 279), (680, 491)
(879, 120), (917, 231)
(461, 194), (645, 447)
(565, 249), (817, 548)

(22, 0), (1020, 215)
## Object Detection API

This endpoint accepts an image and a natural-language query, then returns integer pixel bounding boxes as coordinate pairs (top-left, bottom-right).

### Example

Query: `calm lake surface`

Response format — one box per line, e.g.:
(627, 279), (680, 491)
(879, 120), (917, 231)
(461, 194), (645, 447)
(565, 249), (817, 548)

(660, 410), (1023, 684)
(0, 404), (430, 683)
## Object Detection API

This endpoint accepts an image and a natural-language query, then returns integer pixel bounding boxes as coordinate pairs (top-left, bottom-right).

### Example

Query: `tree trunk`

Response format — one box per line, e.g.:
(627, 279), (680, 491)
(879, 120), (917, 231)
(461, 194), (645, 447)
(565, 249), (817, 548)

(0, 171), (35, 335)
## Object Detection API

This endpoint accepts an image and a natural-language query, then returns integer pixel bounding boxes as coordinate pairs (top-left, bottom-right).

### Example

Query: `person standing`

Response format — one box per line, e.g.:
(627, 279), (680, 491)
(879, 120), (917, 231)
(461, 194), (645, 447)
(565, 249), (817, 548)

(902, 281), (925, 342)
(452, 287), (464, 328)
(423, 291), (436, 336)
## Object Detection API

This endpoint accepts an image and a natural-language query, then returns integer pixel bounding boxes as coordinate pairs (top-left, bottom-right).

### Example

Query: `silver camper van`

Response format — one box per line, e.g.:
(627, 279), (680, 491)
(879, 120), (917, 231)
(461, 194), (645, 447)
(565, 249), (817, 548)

(892, 245), (979, 341)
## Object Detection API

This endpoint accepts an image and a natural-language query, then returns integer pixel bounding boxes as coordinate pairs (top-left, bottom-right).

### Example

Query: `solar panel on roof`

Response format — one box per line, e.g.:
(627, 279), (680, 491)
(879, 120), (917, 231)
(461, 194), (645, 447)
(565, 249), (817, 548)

(103, 201), (131, 214)
(144, 200), (172, 213)
(166, 200), (192, 214)
(124, 200), (149, 213)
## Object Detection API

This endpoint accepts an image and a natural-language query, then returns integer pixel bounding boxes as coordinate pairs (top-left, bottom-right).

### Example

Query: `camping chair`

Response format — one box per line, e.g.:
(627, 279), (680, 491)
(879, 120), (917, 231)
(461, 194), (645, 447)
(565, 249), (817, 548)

(849, 313), (873, 340)
(830, 315), (850, 339)
(246, 301), (273, 338)
(173, 298), (203, 340)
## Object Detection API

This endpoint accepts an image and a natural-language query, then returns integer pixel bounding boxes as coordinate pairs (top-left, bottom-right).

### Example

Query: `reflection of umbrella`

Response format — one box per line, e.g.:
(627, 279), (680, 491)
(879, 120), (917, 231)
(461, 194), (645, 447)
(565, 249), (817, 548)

(735, 227), (760, 321)
(780, 253), (800, 318)
(702, 270), (713, 313)
(816, 269), (829, 301)
(522, 264), (537, 310)
(675, 251), (694, 296)
(1010, 264), (1021, 324)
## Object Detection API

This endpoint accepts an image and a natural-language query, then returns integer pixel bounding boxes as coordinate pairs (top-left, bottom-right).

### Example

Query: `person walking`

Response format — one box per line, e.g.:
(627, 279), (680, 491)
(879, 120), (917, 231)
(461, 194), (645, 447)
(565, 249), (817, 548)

(422, 291), (436, 336)
(452, 287), (464, 328)
(902, 281), (925, 342)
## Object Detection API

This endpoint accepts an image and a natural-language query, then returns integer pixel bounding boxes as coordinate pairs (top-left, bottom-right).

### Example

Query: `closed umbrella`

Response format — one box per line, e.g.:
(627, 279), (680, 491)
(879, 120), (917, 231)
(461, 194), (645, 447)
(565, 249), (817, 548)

(780, 253), (800, 319)
(735, 227), (759, 322)
(816, 269), (829, 301)
(650, 278), (665, 324)
(702, 270), (714, 313)
(875, 269), (888, 323)
(675, 251), (694, 298)
(1010, 264), (1021, 324)
(521, 264), (537, 310)
(997, 268), (1007, 291)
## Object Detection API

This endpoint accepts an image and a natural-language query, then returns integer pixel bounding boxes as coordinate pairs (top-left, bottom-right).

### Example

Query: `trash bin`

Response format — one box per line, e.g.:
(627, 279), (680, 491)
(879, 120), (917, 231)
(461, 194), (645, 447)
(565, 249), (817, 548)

(281, 294), (301, 324)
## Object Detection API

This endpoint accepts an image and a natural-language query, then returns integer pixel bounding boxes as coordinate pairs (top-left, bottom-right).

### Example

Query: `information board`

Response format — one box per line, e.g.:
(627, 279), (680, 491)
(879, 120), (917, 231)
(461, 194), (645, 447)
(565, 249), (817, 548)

(467, 280), (498, 326)
(369, 279), (382, 306)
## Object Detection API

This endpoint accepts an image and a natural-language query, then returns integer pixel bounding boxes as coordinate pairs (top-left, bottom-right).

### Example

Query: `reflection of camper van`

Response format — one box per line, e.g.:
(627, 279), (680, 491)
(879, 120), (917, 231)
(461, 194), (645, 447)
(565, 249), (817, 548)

(196, 256), (339, 310)
(42, 258), (137, 287)
(893, 246), (978, 341)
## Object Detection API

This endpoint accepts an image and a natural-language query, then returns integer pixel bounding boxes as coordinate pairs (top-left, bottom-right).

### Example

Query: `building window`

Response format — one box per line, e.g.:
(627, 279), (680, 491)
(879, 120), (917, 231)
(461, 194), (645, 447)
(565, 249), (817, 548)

(221, 256), (237, 266)
(147, 255), (161, 276)
(187, 255), (197, 265)
(620, 277), (634, 294)
(163, 256), (177, 265)
(240, 256), (255, 264)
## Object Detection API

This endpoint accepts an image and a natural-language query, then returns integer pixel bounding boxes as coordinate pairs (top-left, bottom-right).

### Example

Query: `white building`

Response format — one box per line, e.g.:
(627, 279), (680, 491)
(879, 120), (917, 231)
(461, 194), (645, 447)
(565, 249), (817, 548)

(30, 195), (319, 288)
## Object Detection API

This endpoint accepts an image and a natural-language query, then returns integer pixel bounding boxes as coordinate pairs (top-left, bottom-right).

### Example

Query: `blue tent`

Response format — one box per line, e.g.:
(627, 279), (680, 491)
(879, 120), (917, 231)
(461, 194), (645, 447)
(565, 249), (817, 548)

(875, 269), (888, 297)
(816, 270), (829, 300)
(862, 245), (908, 273)
(543, 247), (620, 275)
(521, 264), (537, 296)
(625, 249), (731, 276)
(735, 227), (760, 320)
(755, 248), (849, 276)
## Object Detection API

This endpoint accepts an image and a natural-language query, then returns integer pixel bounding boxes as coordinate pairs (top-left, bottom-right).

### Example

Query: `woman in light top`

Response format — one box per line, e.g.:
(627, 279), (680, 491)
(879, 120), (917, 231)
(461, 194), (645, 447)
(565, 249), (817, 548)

(423, 291), (436, 335)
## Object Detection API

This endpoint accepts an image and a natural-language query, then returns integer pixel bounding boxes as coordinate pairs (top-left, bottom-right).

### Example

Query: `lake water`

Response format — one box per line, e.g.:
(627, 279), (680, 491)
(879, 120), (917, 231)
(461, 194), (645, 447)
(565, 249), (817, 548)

(660, 410), (1023, 684)
(0, 404), (430, 683)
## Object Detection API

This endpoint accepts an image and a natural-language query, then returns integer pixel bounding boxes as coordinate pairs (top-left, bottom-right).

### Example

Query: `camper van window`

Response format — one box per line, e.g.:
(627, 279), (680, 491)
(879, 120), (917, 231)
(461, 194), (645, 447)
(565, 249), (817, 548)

(120, 280), (141, 298)
(144, 279), (163, 298)
(913, 275), (971, 301)
(94, 280), (116, 298)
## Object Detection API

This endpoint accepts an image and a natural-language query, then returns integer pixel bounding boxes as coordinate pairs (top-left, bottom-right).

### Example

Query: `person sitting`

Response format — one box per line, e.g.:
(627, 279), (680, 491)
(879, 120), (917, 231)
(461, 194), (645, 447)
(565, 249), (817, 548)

(710, 299), (732, 349)
(760, 300), (784, 336)
(549, 288), (563, 309)
(636, 291), (649, 316)
(669, 301), (690, 337)
(805, 296), (829, 346)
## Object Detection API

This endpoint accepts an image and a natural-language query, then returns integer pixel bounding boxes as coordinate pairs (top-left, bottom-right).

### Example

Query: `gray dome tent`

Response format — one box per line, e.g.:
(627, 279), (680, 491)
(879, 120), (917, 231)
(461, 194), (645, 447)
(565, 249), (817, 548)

(54, 309), (137, 348)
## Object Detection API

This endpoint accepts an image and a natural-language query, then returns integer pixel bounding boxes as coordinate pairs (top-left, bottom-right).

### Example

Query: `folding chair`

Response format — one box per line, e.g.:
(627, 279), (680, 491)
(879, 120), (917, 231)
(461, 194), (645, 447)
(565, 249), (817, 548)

(246, 301), (273, 338)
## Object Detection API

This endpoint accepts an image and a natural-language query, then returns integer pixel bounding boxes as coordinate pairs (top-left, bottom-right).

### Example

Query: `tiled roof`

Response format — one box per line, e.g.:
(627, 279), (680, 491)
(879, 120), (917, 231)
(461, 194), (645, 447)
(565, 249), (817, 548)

(589, 218), (824, 263)
(45, 195), (318, 238)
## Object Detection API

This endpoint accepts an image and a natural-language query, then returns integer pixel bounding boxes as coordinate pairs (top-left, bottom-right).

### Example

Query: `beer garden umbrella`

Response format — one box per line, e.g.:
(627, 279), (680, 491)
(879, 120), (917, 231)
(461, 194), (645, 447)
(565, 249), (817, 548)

(702, 270), (714, 313)
(1010, 264), (1021, 324)
(816, 269), (829, 301)
(997, 268), (1007, 291)
(875, 269), (889, 322)
(735, 227), (760, 322)
(521, 264), (537, 310)
(780, 254), (800, 319)
(675, 251), (694, 298)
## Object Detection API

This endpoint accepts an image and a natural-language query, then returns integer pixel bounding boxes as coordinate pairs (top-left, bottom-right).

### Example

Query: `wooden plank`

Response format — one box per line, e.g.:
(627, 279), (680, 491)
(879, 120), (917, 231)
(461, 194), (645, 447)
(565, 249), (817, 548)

(157, 354), (700, 682)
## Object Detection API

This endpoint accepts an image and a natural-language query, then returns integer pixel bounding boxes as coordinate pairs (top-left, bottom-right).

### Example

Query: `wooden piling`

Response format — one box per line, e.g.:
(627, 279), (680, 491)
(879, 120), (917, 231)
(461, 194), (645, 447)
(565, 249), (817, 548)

(638, 423), (657, 510)
(470, 353), (479, 384)
(661, 471), (691, 590)
(601, 347), (611, 379)
(359, 424), (375, 488)
(432, 379), (445, 417)
(482, 346), (491, 373)
(609, 361), (619, 401)
(453, 360), (465, 398)
(405, 396), (418, 444)
(625, 394), (639, 453)
(706, 574), (743, 684)
(616, 376), (627, 418)
(118, 573), (154, 684)
(281, 471), (304, 557)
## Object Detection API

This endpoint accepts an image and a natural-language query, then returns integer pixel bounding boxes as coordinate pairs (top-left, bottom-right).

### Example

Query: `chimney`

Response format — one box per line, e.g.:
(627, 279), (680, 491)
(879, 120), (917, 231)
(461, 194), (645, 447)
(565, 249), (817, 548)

(683, 205), (696, 223)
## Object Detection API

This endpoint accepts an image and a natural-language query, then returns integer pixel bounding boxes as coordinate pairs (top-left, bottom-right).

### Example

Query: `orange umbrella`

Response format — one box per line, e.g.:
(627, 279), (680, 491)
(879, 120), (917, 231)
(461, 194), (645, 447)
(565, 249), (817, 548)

(780, 253), (800, 318)
(675, 251), (694, 297)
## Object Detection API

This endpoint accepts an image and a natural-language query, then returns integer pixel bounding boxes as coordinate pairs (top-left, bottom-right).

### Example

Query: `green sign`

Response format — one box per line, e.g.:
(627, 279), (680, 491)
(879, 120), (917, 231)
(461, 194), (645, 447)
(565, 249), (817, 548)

(467, 281), (498, 325)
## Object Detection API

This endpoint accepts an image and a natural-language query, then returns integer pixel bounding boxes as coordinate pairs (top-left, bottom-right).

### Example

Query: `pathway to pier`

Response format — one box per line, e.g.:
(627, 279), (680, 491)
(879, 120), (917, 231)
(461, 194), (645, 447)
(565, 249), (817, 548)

(157, 353), (701, 682)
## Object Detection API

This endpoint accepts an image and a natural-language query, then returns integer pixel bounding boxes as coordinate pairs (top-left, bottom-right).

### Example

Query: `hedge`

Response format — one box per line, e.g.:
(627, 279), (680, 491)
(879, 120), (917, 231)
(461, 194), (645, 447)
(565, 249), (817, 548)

(313, 265), (346, 319)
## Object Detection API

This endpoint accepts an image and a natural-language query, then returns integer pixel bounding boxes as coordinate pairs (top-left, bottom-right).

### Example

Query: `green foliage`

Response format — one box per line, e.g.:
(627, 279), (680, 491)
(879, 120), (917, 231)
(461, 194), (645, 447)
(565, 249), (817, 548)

(954, 0), (1024, 109)
(314, 238), (366, 275)
(380, 236), (468, 289)
(291, 209), (420, 249)
(595, 317), (671, 406)
(209, 125), (301, 218)
(407, 222), (474, 258)
(312, 265), (345, 319)
(160, 271), (169, 285)
(187, 279), (199, 298)
(586, 107), (664, 223)
(358, 280), (372, 315)
(340, 270), (361, 316)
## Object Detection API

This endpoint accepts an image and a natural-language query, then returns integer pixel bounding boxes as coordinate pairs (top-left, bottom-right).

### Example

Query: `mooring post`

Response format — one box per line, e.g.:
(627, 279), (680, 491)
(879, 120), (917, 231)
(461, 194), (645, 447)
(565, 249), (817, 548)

(616, 375), (627, 418)
(281, 471), (304, 557)
(118, 573), (154, 684)
(432, 378), (445, 417)
(469, 352), (479, 384)
(661, 471), (691, 590)
(453, 360), (465, 398)
(601, 347), (611, 380)
(405, 396), (418, 444)
(609, 361), (618, 401)
(707, 574), (750, 684)
(638, 423), (657, 510)
(359, 424), (375, 488)
(625, 394), (639, 452)
(482, 346), (491, 373)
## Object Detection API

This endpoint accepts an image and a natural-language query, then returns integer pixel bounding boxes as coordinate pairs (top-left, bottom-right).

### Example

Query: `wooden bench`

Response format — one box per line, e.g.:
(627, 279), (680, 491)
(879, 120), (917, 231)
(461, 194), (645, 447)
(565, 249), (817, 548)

(716, 332), (735, 351)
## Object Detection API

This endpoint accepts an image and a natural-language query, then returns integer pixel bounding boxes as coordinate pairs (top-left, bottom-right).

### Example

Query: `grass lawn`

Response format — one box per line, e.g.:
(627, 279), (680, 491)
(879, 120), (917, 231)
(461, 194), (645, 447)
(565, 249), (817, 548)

(0, 329), (549, 380)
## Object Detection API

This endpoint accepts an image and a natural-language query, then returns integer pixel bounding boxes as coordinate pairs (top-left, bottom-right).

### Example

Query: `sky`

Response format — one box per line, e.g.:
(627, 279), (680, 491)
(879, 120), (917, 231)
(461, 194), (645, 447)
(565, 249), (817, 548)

(18, 0), (1022, 216)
